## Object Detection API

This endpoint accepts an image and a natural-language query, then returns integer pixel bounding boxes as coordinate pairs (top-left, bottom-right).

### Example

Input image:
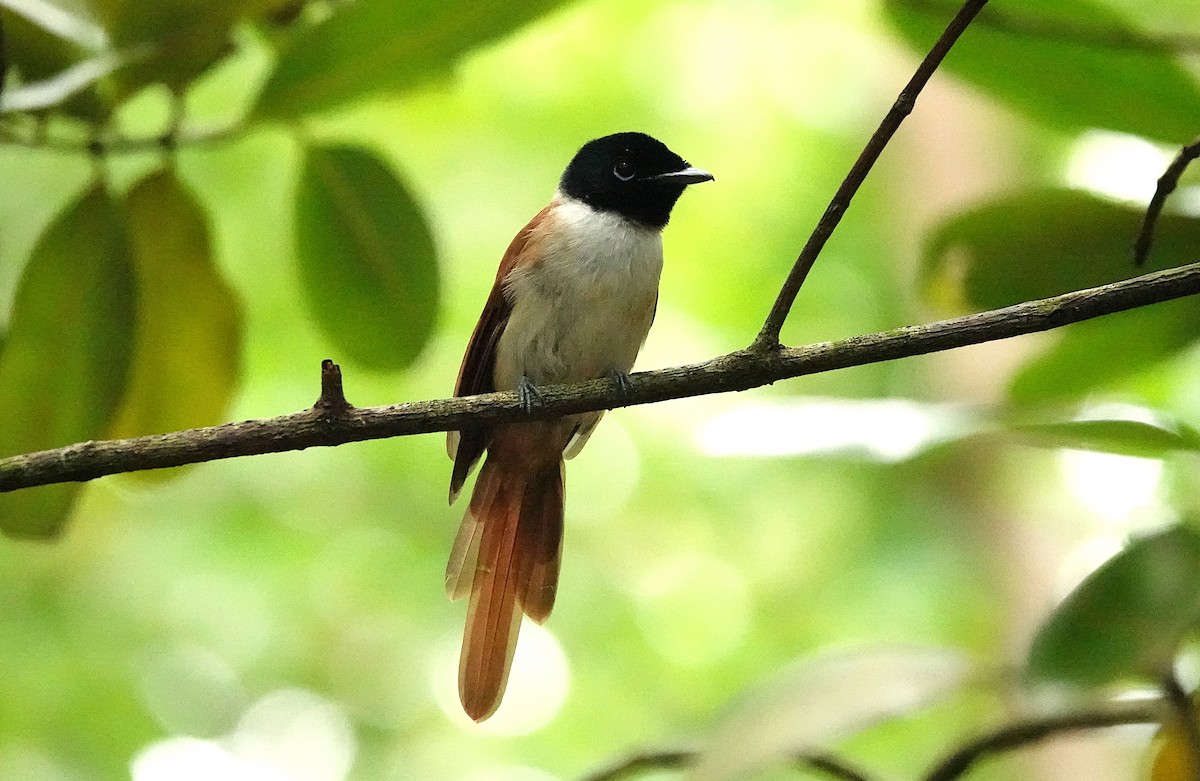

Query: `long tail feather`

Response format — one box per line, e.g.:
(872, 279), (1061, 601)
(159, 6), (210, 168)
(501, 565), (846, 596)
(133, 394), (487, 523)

(452, 455), (565, 721)
(445, 464), (501, 600)
(515, 461), (564, 623)
(459, 481), (522, 721)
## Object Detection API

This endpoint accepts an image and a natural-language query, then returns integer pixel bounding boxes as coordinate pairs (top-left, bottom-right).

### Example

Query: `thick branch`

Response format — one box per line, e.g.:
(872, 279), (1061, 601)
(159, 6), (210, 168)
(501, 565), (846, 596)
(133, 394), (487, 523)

(921, 701), (1163, 781)
(2, 261), (1199, 493)
(753, 0), (988, 349)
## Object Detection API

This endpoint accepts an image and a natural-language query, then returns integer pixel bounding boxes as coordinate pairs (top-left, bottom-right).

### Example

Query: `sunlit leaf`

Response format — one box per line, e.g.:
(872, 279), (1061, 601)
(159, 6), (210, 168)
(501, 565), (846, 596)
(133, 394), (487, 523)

(1028, 525), (1200, 686)
(0, 7), (114, 120)
(0, 48), (123, 113)
(1096, 0), (1200, 39)
(0, 183), (136, 538)
(0, 0), (106, 50)
(884, 0), (1200, 143)
(294, 144), (438, 371)
(253, 0), (568, 118)
(108, 169), (241, 451)
(1011, 418), (1200, 458)
(920, 188), (1200, 404)
(687, 647), (974, 781)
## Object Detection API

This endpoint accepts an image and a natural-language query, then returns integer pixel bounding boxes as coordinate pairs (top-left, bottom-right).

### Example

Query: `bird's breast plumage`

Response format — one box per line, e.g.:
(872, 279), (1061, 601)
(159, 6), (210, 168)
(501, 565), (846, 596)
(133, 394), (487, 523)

(494, 195), (663, 391)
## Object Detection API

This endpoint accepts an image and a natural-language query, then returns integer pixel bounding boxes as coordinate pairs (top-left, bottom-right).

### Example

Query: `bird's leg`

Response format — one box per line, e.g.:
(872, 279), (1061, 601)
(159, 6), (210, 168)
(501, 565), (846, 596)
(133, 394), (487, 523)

(608, 369), (634, 397)
(518, 375), (545, 414)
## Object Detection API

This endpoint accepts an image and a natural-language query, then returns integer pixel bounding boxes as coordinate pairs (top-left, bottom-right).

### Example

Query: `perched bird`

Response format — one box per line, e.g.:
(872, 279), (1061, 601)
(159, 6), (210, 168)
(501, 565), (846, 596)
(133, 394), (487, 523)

(446, 132), (713, 721)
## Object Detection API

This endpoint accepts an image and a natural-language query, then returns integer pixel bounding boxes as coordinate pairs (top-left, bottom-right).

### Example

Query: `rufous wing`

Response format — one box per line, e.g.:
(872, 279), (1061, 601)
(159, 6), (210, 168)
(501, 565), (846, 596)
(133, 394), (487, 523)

(448, 205), (552, 503)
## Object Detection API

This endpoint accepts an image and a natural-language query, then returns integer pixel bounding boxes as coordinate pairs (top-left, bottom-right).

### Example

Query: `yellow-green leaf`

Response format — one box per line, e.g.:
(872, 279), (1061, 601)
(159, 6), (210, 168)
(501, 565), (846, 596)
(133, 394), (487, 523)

(0, 183), (136, 538)
(294, 144), (438, 371)
(108, 169), (242, 450)
(1011, 418), (1200, 459)
(1149, 717), (1200, 781)
(920, 189), (1200, 404)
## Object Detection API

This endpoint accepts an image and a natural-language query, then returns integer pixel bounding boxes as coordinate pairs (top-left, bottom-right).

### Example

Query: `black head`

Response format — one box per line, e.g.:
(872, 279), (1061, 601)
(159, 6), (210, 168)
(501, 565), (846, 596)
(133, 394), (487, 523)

(559, 132), (713, 229)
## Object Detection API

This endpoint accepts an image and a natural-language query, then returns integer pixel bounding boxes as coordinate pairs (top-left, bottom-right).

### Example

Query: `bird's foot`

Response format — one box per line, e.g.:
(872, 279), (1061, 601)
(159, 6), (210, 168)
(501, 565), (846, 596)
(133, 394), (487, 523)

(518, 376), (545, 414)
(609, 369), (634, 397)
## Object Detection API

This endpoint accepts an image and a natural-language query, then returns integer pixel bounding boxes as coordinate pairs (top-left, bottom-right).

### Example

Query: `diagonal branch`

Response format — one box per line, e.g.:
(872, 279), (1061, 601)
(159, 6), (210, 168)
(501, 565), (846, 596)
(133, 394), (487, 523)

(1134, 136), (1200, 266)
(3, 261), (1200, 493)
(752, 0), (989, 350)
(577, 701), (1163, 781)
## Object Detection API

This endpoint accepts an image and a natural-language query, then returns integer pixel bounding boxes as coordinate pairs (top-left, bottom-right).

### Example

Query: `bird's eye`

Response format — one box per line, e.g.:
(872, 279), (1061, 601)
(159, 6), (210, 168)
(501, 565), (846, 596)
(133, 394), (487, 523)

(613, 160), (636, 181)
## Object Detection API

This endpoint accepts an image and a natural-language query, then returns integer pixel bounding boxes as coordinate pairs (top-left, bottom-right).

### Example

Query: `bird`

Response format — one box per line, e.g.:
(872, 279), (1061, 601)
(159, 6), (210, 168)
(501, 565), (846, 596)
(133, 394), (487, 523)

(445, 132), (713, 721)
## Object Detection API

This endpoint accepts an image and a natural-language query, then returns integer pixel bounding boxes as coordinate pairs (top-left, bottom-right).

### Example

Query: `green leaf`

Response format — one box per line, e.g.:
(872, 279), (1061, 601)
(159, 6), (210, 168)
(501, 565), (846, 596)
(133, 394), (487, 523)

(883, 0), (1200, 144)
(923, 189), (1200, 311)
(1028, 525), (1200, 686)
(108, 169), (242, 448)
(1011, 418), (1200, 458)
(254, 0), (567, 118)
(1009, 296), (1200, 404)
(0, 183), (136, 538)
(294, 144), (439, 370)
(100, 3), (233, 92)
(920, 189), (1200, 404)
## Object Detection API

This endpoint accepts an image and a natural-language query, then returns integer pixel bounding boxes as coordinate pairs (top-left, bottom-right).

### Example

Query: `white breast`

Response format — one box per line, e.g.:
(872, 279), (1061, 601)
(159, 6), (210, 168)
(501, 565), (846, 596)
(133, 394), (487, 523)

(495, 195), (663, 390)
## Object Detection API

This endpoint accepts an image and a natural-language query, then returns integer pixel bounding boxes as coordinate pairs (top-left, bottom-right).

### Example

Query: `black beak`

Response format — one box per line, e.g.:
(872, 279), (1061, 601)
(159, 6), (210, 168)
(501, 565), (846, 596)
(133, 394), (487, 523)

(647, 166), (715, 185)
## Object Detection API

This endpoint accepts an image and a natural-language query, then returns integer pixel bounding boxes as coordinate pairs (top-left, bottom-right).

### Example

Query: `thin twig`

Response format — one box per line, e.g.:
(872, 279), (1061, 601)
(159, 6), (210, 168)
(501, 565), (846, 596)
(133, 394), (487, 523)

(0, 14), (8, 101)
(904, 0), (1200, 53)
(922, 701), (1164, 781)
(0, 119), (246, 155)
(577, 747), (873, 781)
(577, 748), (691, 781)
(314, 359), (352, 413)
(752, 0), (988, 351)
(3, 261), (1200, 495)
(1134, 137), (1200, 267)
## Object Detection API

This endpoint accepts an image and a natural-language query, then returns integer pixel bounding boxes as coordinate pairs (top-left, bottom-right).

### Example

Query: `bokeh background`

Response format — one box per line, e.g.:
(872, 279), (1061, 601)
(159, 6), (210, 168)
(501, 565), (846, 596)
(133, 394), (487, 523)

(2, 0), (1200, 779)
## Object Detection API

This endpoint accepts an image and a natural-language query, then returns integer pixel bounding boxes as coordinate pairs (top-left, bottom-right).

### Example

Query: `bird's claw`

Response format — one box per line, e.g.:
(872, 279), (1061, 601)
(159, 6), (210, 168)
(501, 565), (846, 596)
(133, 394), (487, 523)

(518, 376), (545, 414)
(609, 369), (634, 397)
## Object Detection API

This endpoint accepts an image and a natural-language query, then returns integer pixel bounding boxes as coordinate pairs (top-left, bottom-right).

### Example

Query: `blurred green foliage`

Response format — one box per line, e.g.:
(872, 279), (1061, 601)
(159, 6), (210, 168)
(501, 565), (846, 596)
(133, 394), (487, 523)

(0, 185), (134, 537)
(294, 144), (438, 370)
(109, 169), (242, 442)
(1, 0), (1200, 779)
(1029, 524), (1200, 687)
